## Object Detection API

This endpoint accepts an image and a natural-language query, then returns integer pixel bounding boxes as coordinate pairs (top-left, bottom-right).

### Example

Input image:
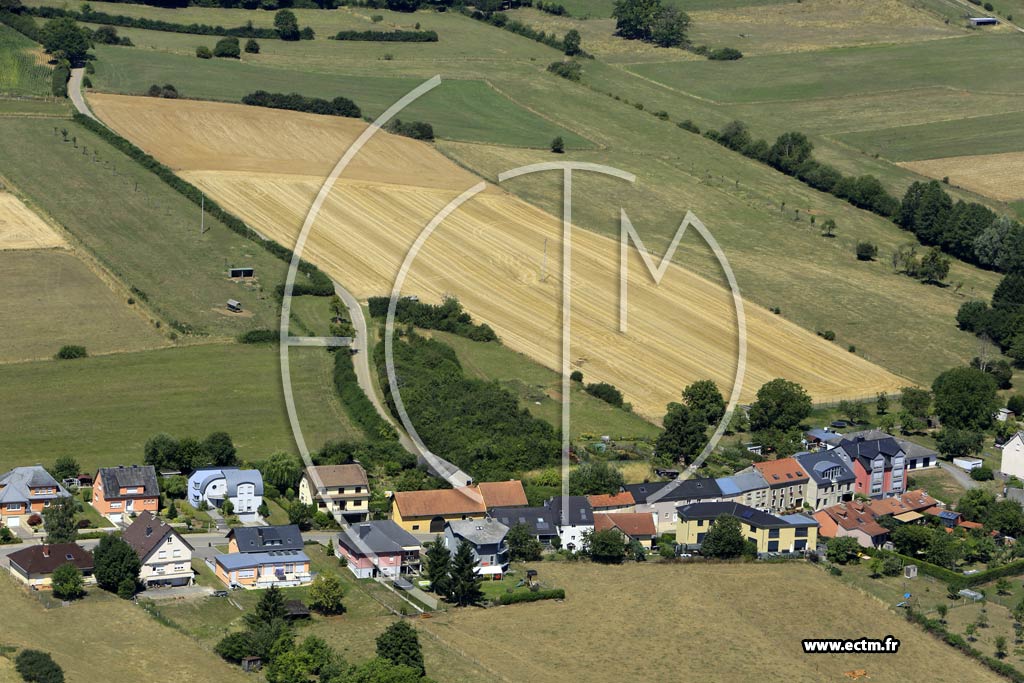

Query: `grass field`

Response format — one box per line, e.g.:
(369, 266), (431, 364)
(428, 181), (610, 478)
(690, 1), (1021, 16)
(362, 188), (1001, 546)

(428, 330), (662, 439)
(0, 23), (51, 97)
(417, 561), (1004, 682)
(0, 573), (250, 683)
(0, 343), (363, 473)
(0, 116), (305, 337)
(0, 249), (165, 362)
(88, 94), (910, 419)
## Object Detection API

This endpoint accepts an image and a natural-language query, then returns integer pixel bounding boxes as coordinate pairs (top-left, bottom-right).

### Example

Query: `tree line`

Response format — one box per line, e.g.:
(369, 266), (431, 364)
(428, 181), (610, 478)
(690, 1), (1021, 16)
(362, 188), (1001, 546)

(366, 296), (496, 341)
(958, 272), (1024, 366)
(241, 90), (362, 118)
(374, 329), (560, 480)
(330, 28), (438, 41)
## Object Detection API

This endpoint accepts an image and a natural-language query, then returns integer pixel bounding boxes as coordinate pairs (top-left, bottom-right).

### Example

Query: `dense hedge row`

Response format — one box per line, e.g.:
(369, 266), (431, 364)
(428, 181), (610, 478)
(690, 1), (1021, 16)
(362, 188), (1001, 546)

(0, 10), (41, 42)
(905, 608), (1024, 682)
(383, 118), (434, 141)
(332, 351), (398, 441)
(495, 588), (565, 605)
(241, 90), (361, 118)
(374, 330), (560, 480)
(465, 7), (587, 56)
(25, 6), (292, 39)
(71, 113), (334, 295)
(237, 329), (278, 344)
(868, 547), (1024, 590)
(330, 29), (437, 41)
(367, 296), (497, 341)
(51, 64), (70, 97)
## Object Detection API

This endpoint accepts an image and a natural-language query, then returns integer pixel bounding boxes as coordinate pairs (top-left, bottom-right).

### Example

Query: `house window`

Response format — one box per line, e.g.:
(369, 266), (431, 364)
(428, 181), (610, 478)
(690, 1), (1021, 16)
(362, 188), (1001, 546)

(238, 569), (255, 578)
(158, 551), (167, 559)
(769, 529), (779, 539)
(767, 541), (779, 552)
(172, 549), (181, 558)
(412, 525), (420, 531)
(795, 527), (807, 538)
(110, 502), (122, 509)
(794, 540), (807, 551)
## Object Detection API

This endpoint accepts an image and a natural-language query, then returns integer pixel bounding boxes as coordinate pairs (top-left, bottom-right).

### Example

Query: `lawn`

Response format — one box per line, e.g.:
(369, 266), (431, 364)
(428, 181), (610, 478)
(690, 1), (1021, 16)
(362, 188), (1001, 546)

(418, 561), (1005, 682)
(0, 23), (51, 97)
(0, 343), (364, 473)
(0, 115), (317, 337)
(0, 572), (251, 683)
(429, 330), (661, 439)
(0, 248), (166, 362)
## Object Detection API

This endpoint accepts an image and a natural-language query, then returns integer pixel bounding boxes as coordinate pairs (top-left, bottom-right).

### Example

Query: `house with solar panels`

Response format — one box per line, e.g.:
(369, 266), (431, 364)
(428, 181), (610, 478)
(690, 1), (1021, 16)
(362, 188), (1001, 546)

(488, 506), (560, 546)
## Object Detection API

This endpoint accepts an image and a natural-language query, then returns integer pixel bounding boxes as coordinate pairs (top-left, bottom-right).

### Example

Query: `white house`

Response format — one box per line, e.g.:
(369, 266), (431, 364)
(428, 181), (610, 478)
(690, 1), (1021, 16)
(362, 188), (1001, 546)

(1001, 432), (1024, 480)
(546, 495), (594, 552)
(122, 511), (195, 587)
(188, 467), (263, 521)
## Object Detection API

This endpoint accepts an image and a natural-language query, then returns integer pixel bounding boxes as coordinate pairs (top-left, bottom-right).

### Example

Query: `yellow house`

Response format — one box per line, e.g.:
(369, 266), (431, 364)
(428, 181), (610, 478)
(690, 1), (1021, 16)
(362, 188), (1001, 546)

(299, 464), (370, 523)
(676, 502), (818, 555)
(391, 480), (528, 534)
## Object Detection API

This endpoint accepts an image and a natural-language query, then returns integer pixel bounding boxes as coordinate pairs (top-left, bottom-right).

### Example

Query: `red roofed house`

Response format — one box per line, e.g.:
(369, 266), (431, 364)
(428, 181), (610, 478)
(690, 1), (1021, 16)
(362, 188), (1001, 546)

(813, 501), (889, 548)
(587, 491), (635, 513)
(390, 480), (528, 534)
(593, 512), (658, 548)
(753, 459), (809, 514)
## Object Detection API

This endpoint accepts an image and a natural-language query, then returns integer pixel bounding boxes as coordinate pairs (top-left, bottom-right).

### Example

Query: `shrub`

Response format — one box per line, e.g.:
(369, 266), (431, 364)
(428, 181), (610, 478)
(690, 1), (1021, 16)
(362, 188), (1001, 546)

(547, 60), (582, 81)
(213, 36), (240, 58)
(570, 370), (583, 382)
(237, 329), (278, 344)
(331, 29), (438, 42)
(856, 241), (878, 261)
(81, 76), (91, 88)
(14, 650), (64, 683)
(707, 47), (742, 60)
(584, 382), (625, 407)
(196, 45), (212, 59)
(51, 64), (69, 98)
(550, 136), (564, 153)
(383, 118), (434, 141)
(27, 514), (42, 526)
(677, 119), (700, 134)
(55, 345), (87, 359)
(244, 38), (259, 53)
(971, 466), (995, 481)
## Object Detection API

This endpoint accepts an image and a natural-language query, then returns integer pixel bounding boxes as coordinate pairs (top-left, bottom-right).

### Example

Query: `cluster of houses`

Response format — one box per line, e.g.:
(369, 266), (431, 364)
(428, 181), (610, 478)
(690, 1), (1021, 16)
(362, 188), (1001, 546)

(10, 426), (1019, 592)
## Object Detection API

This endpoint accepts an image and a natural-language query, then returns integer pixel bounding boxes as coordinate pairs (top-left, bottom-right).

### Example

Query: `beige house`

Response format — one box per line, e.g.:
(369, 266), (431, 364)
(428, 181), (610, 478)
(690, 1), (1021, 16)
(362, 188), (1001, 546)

(299, 464), (370, 523)
(122, 511), (195, 587)
(7, 543), (95, 589)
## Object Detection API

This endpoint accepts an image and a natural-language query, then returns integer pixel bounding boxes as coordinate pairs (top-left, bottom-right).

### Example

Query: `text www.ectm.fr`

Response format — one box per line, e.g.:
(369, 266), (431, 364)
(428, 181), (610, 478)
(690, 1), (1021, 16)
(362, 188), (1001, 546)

(802, 637), (901, 654)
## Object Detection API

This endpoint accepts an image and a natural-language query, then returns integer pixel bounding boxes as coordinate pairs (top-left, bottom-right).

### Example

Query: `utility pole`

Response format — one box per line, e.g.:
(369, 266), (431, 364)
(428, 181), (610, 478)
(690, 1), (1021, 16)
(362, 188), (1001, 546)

(540, 237), (548, 282)
(200, 194), (206, 235)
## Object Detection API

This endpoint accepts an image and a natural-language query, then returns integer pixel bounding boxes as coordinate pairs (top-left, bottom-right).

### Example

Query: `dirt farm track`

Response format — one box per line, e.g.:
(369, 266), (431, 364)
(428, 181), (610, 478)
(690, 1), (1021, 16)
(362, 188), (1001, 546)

(88, 94), (906, 419)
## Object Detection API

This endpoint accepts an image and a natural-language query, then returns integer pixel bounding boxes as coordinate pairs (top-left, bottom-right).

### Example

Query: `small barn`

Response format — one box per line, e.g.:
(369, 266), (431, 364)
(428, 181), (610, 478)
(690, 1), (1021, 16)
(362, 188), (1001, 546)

(227, 299), (243, 313)
(969, 17), (999, 26)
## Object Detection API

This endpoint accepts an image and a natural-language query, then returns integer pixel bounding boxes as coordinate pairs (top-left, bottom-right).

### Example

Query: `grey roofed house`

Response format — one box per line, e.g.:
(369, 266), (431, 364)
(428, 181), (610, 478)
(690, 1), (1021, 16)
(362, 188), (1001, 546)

(229, 525), (304, 553)
(222, 469), (264, 497)
(122, 510), (194, 560)
(716, 469), (769, 496)
(338, 520), (421, 555)
(794, 451), (856, 485)
(446, 518), (509, 546)
(97, 464), (159, 498)
(488, 506), (558, 539)
(625, 478), (722, 504)
(216, 549), (310, 571)
(545, 495), (593, 526)
(0, 465), (70, 505)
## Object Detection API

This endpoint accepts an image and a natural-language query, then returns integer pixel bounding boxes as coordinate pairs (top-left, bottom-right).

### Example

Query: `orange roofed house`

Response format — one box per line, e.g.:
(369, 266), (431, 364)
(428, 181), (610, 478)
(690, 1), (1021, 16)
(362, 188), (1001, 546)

(0, 466), (70, 528)
(587, 491), (636, 514)
(813, 501), (890, 548)
(92, 465), (160, 523)
(594, 512), (658, 548)
(391, 480), (528, 534)
(753, 459), (809, 514)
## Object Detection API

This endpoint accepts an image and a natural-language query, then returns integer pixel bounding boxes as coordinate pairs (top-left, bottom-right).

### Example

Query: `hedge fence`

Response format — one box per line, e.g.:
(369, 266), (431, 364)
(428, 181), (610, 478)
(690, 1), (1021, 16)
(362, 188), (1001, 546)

(494, 588), (565, 605)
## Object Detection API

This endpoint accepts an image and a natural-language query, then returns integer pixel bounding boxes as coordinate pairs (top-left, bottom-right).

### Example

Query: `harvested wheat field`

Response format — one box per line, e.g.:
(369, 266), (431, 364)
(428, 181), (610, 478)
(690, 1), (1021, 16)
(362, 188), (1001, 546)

(418, 562), (1003, 683)
(90, 94), (907, 419)
(900, 152), (1024, 202)
(0, 191), (65, 250)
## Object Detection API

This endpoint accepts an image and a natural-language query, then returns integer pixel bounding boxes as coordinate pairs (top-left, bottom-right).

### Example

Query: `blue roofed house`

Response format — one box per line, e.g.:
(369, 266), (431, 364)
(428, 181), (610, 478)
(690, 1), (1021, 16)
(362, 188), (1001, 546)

(188, 467), (264, 521)
(214, 525), (311, 589)
(0, 466), (70, 528)
(625, 479), (723, 534)
(794, 450), (856, 510)
(336, 520), (422, 579)
(715, 470), (770, 511)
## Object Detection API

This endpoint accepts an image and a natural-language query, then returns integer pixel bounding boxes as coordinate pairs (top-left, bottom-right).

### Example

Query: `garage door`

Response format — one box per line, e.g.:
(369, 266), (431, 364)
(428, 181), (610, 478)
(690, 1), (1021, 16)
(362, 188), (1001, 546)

(6, 517), (20, 527)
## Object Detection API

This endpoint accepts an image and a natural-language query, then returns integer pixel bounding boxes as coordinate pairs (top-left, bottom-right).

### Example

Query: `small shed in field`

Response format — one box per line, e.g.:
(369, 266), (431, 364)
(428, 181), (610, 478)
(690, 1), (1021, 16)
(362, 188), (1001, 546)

(227, 299), (242, 312)
(969, 17), (998, 26)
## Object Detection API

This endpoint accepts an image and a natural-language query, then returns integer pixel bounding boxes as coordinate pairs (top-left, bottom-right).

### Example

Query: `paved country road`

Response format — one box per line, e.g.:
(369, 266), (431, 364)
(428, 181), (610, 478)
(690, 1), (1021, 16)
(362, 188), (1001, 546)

(68, 68), (97, 120)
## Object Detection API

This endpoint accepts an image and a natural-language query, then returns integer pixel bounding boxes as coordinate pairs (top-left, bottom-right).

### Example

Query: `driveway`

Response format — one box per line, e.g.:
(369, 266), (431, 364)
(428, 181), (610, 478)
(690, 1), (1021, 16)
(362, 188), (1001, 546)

(939, 461), (979, 490)
(140, 584), (213, 601)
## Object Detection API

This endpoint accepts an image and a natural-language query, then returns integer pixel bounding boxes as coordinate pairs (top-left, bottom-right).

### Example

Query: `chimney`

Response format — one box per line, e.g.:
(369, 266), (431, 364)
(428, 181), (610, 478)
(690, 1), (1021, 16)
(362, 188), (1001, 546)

(41, 545), (50, 557)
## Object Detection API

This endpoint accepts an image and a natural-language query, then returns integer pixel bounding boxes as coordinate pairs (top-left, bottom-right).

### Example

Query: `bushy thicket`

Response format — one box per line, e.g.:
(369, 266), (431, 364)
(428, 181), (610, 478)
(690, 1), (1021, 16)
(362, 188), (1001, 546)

(331, 29), (437, 41)
(51, 64), (69, 97)
(367, 296), (496, 341)
(0, 10), (42, 42)
(383, 118), (434, 140)
(495, 588), (565, 605)
(375, 330), (560, 480)
(958, 272), (1024, 364)
(237, 329), (278, 344)
(332, 351), (398, 441)
(241, 90), (361, 118)
(316, 439), (416, 476)
(72, 113), (335, 296)
(547, 60), (581, 81)
(465, 7), (586, 56)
